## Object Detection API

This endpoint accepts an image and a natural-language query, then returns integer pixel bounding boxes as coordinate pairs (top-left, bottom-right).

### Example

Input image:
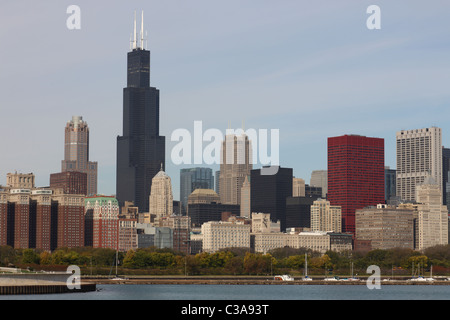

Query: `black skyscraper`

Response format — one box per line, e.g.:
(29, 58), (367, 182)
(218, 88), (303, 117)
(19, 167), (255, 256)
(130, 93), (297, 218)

(117, 21), (165, 213)
(250, 166), (293, 232)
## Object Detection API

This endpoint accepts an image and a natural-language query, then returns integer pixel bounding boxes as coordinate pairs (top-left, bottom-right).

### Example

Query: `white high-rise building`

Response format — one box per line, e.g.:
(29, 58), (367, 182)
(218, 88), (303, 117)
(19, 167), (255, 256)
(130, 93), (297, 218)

(149, 167), (173, 218)
(396, 127), (442, 202)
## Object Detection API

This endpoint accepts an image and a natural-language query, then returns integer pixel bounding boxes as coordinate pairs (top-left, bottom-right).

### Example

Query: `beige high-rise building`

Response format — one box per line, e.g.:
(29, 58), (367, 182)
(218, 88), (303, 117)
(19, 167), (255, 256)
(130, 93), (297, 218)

(396, 127), (442, 202)
(310, 170), (328, 198)
(219, 133), (252, 205)
(149, 167), (173, 218)
(61, 116), (98, 196)
(310, 199), (342, 232)
(240, 176), (251, 217)
(355, 204), (415, 250)
(293, 177), (305, 197)
(415, 177), (448, 250)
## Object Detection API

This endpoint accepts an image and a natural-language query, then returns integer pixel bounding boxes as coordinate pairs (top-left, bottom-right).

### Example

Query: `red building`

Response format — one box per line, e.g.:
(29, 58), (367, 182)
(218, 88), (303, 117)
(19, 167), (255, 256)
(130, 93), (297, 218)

(50, 171), (87, 196)
(328, 135), (385, 235)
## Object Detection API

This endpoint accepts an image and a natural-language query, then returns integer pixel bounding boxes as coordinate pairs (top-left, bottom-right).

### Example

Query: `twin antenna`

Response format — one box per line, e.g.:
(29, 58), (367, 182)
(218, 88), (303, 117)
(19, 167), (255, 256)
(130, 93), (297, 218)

(130, 10), (148, 50)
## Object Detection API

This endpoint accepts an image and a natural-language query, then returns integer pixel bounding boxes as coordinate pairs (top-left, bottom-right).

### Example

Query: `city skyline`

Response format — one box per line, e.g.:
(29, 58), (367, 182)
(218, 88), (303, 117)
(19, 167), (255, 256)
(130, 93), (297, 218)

(1, 1), (450, 201)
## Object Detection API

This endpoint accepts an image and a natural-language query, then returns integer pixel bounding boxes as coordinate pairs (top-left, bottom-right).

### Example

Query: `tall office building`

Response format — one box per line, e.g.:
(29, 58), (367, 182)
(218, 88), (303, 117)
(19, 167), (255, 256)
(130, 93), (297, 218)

(396, 127), (442, 203)
(240, 175), (251, 217)
(385, 166), (396, 202)
(180, 168), (214, 212)
(219, 133), (252, 205)
(117, 12), (165, 212)
(415, 177), (448, 250)
(251, 166), (293, 232)
(61, 116), (98, 196)
(292, 177), (305, 197)
(328, 135), (385, 235)
(149, 167), (174, 218)
(310, 170), (328, 198)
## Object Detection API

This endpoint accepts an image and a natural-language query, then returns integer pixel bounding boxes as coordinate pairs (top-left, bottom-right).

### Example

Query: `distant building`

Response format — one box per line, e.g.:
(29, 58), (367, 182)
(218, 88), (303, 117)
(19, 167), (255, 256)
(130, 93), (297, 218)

(180, 167), (214, 213)
(202, 221), (251, 253)
(149, 167), (173, 219)
(50, 171), (87, 196)
(442, 147), (450, 205)
(118, 218), (138, 252)
(136, 223), (173, 249)
(240, 176), (251, 217)
(415, 177), (448, 250)
(61, 116), (98, 196)
(219, 133), (252, 205)
(187, 202), (240, 228)
(293, 178), (305, 197)
(328, 134), (385, 235)
(187, 189), (220, 205)
(285, 196), (317, 230)
(251, 166), (293, 232)
(85, 196), (120, 250)
(385, 166), (396, 202)
(355, 204), (415, 251)
(396, 127), (442, 203)
(310, 199), (342, 233)
(310, 170), (328, 198)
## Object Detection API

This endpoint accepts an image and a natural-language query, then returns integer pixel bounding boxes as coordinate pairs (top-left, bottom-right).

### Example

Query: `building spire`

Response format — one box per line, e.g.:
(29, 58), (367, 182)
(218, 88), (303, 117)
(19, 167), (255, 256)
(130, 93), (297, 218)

(140, 10), (144, 49)
(133, 11), (137, 49)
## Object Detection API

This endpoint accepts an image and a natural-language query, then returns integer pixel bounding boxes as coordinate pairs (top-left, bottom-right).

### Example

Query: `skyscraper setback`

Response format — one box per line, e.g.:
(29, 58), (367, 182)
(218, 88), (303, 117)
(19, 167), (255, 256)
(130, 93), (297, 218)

(327, 135), (385, 235)
(117, 12), (165, 212)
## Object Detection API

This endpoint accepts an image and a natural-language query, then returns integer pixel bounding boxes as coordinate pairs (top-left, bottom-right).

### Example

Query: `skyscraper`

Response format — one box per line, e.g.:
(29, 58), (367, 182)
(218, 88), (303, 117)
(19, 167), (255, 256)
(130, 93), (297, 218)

(310, 170), (328, 198)
(180, 167), (214, 212)
(61, 116), (97, 196)
(396, 127), (442, 203)
(117, 12), (165, 212)
(442, 147), (450, 205)
(250, 166), (293, 232)
(328, 135), (385, 235)
(149, 167), (174, 218)
(219, 133), (252, 205)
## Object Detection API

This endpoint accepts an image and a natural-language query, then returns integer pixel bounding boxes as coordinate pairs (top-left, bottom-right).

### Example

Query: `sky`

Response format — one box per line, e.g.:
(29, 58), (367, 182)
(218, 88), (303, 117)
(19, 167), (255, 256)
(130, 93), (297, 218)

(1, 1), (450, 201)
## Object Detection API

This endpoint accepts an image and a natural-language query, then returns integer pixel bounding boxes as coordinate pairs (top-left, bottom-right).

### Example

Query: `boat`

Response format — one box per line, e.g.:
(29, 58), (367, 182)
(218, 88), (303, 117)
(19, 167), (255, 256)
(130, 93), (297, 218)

(323, 276), (339, 281)
(274, 275), (294, 281)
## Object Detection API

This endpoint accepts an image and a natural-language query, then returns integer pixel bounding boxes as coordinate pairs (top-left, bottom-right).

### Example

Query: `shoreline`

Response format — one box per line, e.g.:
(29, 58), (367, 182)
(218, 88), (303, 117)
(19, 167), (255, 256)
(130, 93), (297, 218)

(82, 276), (450, 286)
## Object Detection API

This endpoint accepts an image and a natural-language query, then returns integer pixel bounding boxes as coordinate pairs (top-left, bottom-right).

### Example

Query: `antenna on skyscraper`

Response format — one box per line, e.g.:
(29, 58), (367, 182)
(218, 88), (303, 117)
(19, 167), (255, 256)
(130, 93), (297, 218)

(133, 11), (137, 50)
(140, 10), (144, 49)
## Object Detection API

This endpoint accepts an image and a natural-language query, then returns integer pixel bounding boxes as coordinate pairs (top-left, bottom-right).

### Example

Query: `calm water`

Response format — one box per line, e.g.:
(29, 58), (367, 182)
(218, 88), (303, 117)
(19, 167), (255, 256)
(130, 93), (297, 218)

(2, 284), (450, 300)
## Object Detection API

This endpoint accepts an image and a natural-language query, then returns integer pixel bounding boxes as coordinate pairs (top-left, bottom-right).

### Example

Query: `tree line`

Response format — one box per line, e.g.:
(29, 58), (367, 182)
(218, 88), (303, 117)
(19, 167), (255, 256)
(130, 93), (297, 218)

(2, 245), (450, 276)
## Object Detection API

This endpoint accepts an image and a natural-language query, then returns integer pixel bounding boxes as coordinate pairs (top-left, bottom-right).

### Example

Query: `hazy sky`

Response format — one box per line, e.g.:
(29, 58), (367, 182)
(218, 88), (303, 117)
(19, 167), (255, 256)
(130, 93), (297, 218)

(1, 1), (450, 200)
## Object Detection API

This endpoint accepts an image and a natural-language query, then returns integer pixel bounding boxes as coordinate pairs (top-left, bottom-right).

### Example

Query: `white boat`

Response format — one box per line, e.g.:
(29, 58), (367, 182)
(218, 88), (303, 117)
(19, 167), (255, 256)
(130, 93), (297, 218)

(323, 276), (339, 281)
(274, 275), (294, 281)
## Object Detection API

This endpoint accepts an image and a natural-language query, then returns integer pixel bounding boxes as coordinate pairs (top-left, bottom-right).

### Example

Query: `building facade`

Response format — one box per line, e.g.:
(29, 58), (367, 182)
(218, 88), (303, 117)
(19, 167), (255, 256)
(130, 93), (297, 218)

(355, 204), (415, 250)
(328, 135), (385, 235)
(180, 167), (214, 212)
(149, 168), (173, 219)
(396, 127), (442, 203)
(250, 166), (293, 232)
(219, 133), (252, 205)
(61, 116), (98, 196)
(85, 196), (120, 250)
(310, 198), (342, 233)
(201, 221), (251, 253)
(310, 170), (328, 198)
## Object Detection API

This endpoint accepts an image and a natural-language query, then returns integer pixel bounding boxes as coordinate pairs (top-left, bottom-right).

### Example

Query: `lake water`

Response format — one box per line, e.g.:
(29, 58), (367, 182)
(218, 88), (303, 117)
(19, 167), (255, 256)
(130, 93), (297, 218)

(2, 284), (450, 300)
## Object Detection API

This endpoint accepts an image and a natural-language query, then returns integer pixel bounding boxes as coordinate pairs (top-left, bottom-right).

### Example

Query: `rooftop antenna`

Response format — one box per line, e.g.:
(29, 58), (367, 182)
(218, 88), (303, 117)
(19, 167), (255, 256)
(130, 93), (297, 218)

(133, 11), (137, 49)
(140, 10), (144, 49)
